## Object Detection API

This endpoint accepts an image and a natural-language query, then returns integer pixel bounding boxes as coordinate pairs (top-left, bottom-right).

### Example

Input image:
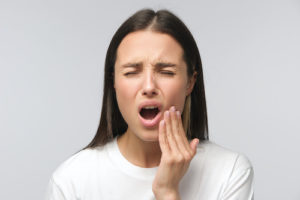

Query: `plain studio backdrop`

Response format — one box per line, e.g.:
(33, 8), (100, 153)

(1, 0), (299, 199)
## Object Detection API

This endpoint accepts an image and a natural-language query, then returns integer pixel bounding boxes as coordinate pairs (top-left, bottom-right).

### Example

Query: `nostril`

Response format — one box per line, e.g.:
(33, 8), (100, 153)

(143, 90), (157, 96)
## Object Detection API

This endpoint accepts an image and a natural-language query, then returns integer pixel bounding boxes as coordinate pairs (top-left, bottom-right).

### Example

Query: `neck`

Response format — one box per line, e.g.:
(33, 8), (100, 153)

(117, 129), (162, 168)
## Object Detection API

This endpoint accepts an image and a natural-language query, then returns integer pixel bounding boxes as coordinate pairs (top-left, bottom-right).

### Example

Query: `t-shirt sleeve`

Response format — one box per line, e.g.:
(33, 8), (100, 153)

(44, 177), (66, 200)
(221, 154), (254, 200)
(44, 176), (77, 200)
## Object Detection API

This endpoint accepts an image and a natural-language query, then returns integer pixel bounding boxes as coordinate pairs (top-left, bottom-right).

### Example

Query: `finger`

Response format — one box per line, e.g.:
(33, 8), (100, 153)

(176, 110), (195, 155)
(170, 106), (189, 156)
(158, 120), (170, 154)
(164, 110), (180, 154)
(189, 138), (199, 155)
(169, 107), (179, 137)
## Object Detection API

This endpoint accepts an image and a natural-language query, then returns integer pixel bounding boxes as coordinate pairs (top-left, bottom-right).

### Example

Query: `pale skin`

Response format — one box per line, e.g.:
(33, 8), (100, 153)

(114, 30), (198, 200)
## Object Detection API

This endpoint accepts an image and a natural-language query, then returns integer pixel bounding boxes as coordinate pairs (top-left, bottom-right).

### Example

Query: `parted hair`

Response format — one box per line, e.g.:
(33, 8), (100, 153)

(83, 9), (209, 150)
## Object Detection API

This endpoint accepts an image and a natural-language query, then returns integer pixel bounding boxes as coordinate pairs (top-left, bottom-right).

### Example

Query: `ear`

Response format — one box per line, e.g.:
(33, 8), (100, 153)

(186, 71), (197, 96)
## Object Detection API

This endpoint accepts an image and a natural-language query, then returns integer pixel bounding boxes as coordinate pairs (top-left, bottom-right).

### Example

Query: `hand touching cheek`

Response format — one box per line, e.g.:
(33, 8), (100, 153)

(152, 106), (199, 200)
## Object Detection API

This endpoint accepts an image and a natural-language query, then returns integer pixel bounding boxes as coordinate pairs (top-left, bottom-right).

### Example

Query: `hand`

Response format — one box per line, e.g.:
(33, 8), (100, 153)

(152, 106), (199, 200)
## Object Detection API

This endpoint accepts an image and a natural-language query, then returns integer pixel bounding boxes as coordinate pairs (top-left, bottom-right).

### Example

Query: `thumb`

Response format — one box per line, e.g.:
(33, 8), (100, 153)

(190, 138), (199, 153)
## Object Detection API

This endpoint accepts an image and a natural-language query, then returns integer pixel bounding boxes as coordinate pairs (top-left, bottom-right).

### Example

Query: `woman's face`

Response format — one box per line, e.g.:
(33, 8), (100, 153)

(114, 30), (195, 142)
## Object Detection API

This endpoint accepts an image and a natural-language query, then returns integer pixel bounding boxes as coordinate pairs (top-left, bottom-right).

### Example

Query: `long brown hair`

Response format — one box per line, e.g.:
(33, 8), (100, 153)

(83, 9), (209, 150)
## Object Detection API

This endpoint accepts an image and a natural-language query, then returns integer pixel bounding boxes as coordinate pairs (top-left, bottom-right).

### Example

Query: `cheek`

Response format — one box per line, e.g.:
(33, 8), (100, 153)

(161, 80), (187, 112)
(114, 79), (139, 119)
(115, 82), (131, 101)
(115, 80), (133, 103)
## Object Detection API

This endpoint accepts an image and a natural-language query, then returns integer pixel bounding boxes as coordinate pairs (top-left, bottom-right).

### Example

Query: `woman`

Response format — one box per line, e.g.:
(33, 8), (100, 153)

(45, 9), (254, 200)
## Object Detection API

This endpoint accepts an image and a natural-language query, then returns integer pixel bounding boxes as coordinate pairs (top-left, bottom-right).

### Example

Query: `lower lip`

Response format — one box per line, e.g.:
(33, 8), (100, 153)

(139, 111), (162, 128)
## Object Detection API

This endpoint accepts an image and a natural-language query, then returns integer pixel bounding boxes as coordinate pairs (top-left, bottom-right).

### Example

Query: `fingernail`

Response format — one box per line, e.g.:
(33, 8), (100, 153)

(165, 111), (169, 117)
(176, 111), (181, 117)
(170, 106), (175, 112)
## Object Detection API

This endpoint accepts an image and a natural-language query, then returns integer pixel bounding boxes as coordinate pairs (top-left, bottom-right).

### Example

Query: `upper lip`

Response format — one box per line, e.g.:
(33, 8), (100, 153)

(138, 100), (162, 113)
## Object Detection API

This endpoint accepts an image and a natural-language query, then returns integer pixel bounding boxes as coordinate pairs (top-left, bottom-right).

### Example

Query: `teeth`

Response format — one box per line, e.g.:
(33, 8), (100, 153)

(143, 106), (157, 109)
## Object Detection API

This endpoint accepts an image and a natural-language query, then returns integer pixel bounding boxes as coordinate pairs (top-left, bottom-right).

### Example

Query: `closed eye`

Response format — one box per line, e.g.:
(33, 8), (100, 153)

(124, 72), (138, 76)
(160, 71), (175, 75)
(124, 71), (175, 76)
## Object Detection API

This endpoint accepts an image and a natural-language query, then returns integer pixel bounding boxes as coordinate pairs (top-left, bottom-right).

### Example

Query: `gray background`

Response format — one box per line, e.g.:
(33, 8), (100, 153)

(1, 0), (299, 199)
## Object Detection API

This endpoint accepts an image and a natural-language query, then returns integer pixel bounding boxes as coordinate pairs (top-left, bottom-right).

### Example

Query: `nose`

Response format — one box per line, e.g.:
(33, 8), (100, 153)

(141, 70), (158, 97)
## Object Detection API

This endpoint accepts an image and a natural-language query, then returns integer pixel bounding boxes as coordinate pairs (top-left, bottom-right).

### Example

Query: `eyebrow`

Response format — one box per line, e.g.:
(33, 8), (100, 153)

(121, 62), (177, 68)
(122, 62), (143, 68)
(155, 62), (177, 68)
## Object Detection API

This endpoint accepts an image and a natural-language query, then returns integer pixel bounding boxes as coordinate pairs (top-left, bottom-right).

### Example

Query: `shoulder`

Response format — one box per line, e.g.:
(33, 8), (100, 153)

(197, 141), (254, 198)
(50, 145), (106, 184)
(196, 140), (252, 170)
(183, 141), (254, 198)
(183, 140), (254, 198)
(190, 140), (253, 184)
(45, 146), (106, 199)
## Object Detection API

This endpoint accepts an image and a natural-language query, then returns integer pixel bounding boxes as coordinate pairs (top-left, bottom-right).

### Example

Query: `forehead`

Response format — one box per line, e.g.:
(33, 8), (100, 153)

(115, 30), (184, 65)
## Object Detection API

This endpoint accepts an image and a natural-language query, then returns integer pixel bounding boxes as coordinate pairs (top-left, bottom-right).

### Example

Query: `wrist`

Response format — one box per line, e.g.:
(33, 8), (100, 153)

(153, 188), (180, 200)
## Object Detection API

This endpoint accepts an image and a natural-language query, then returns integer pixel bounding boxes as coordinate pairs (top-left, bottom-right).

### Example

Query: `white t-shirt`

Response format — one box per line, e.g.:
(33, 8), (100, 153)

(45, 138), (254, 200)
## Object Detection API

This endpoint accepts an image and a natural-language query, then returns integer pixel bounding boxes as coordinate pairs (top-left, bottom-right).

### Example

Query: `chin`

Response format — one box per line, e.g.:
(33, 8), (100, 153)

(138, 129), (159, 142)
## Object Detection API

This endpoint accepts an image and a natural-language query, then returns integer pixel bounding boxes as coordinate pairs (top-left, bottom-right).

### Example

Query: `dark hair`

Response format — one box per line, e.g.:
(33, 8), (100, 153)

(83, 9), (209, 149)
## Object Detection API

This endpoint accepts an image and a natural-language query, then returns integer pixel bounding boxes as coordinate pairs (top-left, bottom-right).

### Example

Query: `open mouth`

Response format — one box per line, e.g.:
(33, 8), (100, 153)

(139, 106), (160, 120)
(138, 102), (162, 128)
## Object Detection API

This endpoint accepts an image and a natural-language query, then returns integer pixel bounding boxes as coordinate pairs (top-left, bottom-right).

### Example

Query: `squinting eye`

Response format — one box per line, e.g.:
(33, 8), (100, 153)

(124, 72), (137, 76)
(160, 71), (175, 75)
